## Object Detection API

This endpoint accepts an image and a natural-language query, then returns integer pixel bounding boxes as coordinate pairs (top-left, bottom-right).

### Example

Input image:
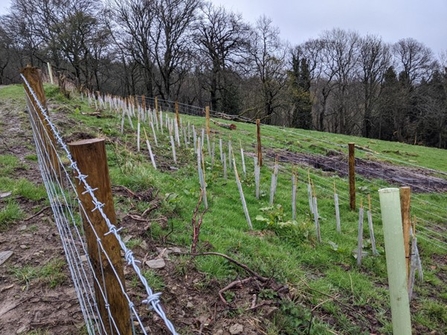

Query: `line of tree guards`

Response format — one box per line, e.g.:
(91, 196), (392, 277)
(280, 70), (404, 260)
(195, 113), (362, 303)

(1, 0), (446, 148)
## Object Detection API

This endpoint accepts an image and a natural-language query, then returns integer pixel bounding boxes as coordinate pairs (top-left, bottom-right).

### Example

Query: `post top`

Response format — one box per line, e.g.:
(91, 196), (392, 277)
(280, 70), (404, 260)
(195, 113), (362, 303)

(68, 138), (104, 146)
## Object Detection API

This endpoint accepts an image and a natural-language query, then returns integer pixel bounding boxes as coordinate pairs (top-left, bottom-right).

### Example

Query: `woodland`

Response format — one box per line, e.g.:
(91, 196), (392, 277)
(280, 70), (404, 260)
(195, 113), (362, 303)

(1, 0), (447, 148)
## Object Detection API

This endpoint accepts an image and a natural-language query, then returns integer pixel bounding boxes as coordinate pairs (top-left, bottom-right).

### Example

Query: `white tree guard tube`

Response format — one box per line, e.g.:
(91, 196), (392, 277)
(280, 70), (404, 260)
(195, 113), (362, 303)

(378, 188), (412, 335)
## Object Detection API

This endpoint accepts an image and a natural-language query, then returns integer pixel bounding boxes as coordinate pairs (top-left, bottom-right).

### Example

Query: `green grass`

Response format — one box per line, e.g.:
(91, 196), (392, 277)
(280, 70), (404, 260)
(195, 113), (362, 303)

(0, 200), (24, 229)
(0, 154), (23, 176)
(11, 258), (67, 289)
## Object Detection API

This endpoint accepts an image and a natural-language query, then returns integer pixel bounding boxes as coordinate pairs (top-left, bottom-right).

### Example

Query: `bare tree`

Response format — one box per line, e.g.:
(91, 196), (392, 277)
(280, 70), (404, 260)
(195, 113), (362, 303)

(393, 38), (438, 84)
(151, 0), (202, 100)
(193, 3), (250, 112)
(248, 16), (288, 124)
(359, 35), (392, 137)
(110, 0), (157, 96)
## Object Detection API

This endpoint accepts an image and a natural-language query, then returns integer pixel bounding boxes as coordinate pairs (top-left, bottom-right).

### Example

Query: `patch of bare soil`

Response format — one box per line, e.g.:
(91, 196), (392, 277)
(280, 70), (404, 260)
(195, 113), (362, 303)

(0, 99), (84, 334)
(266, 148), (447, 193)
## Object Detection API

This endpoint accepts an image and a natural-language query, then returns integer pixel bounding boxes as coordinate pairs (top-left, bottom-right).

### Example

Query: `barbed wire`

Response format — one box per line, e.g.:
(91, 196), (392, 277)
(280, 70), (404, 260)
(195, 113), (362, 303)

(22, 74), (178, 335)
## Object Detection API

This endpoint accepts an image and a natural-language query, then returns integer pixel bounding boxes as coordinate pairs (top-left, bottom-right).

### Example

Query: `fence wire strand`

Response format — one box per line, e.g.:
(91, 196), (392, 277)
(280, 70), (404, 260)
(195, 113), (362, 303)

(21, 74), (178, 335)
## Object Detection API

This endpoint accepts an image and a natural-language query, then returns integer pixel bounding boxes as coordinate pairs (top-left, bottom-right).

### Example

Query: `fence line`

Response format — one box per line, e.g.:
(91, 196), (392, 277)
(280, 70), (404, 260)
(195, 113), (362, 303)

(86, 88), (447, 251)
(21, 71), (177, 335)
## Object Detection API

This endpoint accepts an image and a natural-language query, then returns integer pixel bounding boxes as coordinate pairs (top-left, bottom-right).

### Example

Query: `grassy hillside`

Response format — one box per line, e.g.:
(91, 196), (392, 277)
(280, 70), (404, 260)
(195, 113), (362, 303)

(1, 83), (446, 334)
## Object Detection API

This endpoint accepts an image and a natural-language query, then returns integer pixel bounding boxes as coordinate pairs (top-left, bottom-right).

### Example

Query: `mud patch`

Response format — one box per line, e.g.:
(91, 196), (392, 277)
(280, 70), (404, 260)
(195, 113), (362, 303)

(267, 149), (447, 193)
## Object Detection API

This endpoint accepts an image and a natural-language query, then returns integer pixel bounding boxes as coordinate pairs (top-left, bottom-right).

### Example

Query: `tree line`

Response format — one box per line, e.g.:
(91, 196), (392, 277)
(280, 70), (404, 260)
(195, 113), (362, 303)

(1, 0), (446, 148)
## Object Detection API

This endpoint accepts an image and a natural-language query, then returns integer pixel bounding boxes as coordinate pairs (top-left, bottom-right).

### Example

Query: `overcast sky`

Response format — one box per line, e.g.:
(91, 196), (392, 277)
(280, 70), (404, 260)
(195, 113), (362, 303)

(0, 0), (445, 55)
(212, 0), (447, 56)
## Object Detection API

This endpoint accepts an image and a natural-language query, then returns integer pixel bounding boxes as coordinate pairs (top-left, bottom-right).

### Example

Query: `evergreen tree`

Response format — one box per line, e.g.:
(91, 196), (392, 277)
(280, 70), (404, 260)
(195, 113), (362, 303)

(289, 54), (312, 129)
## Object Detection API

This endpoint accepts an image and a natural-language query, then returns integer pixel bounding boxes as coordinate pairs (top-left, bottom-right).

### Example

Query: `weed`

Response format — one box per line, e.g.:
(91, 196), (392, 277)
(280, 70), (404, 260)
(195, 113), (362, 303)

(11, 258), (67, 289)
(16, 179), (47, 201)
(25, 330), (51, 335)
(0, 154), (22, 176)
(143, 270), (165, 292)
(125, 238), (143, 249)
(0, 200), (23, 229)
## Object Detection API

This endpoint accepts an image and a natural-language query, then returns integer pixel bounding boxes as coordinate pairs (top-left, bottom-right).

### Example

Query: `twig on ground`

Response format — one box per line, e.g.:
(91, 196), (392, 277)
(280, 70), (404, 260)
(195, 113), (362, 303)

(218, 277), (253, 304)
(23, 206), (51, 221)
(194, 251), (269, 282)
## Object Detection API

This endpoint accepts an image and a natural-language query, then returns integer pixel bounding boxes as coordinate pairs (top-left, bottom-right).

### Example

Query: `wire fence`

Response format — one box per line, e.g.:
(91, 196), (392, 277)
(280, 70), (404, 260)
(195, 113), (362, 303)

(20, 65), (447, 333)
(86, 86), (447, 254)
(21, 70), (177, 335)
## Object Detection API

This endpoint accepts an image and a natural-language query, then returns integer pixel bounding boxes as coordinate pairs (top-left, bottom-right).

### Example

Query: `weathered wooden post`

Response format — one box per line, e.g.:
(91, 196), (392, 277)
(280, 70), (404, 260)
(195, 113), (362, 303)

(21, 66), (60, 180)
(68, 138), (131, 335)
(256, 119), (262, 167)
(348, 142), (356, 211)
(141, 95), (146, 112)
(205, 106), (210, 136)
(175, 101), (181, 130)
(155, 96), (159, 123)
(400, 186), (411, 284)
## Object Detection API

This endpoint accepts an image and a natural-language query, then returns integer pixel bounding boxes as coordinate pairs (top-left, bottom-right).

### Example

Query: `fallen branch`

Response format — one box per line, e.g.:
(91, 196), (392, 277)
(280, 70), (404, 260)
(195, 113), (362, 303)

(142, 200), (161, 217)
(194, 251), (269, 282)
(218, 277), (254, 304)
(23, 206), (51, 221)
(211, 119), (236, 130)
(124, 214), (148, 222)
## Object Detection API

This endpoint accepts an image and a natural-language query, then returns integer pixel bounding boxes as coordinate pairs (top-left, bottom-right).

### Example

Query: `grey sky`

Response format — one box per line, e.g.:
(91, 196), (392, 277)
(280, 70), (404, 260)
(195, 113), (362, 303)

(213, 0), (447, 56)
(0, 0), (9, 15)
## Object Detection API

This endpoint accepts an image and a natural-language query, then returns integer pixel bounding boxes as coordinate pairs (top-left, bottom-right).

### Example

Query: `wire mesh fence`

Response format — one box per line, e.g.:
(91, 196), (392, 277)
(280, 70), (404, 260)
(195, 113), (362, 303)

(21, 68), (177, 335)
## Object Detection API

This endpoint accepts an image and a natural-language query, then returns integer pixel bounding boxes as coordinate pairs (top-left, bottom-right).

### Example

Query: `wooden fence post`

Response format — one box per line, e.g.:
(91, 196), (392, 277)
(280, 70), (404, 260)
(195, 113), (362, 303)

(141, 95), (146, 111)
(400, 186), (411, 284)
(348, 142), (356, 211)
(68, 138), (131, 335)
(155, 96), (159, 122)
(256, 119), (262, 167)
(21, 66), (60, 180)
(205, 106), (210, 136)
(175, 101), (181, 130)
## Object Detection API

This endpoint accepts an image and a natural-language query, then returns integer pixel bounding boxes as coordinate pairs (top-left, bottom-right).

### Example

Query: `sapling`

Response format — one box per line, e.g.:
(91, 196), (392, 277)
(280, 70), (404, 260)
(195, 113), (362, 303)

(193, 126), (197, 152)
(223, 152), (227, 179)
(292, 171), (297, 221)
(206, 134), (211, 157)
(143, 128), (157, 170)
(233, 155), (252, 230)
(312, 191), (321, 243)
(150, 122), (158, 147)
(357, 201), (364, 266)
(306, 171), (315, 215)
(269, 156), (279, 206)
(174, 118), (180, 147)
(219, 138), (223, 163)
(228, 140), (232, 171)
(137, 120), (140, 152)
(254, 157), (260, 199)
(240, 140), (246, 178)
(183, 127), (188, 147)
(367, 195), (378, 256)
(196, 140), (208, 209)
(170, 135), (177, 164)
(334, 182), (341, 233)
